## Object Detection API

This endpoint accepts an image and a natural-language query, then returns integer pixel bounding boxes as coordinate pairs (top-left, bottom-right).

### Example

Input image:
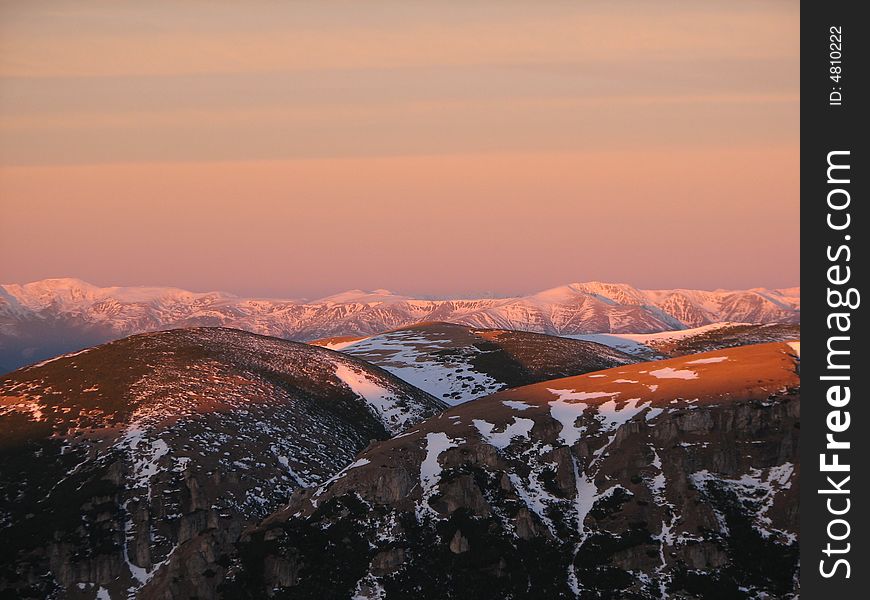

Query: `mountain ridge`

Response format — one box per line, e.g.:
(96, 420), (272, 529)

(313, 322), (639, 405)
(1, 278), (800, 373)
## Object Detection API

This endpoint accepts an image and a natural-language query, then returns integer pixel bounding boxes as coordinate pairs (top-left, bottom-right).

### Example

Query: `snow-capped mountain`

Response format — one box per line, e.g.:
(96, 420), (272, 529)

(313, 322), (638, 405)
(228, 342), (800, 599)
(0, 278), (800, 373)
(0, 328), (443, 599)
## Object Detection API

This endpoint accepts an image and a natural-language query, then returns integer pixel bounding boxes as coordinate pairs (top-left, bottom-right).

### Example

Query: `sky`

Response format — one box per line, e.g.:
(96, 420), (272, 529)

(0, 1), (799, 299)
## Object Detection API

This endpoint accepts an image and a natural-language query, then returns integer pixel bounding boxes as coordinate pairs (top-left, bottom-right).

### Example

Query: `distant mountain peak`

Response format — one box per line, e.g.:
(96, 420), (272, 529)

(0, 278), (799, 373)
(315, 288), (404, 304)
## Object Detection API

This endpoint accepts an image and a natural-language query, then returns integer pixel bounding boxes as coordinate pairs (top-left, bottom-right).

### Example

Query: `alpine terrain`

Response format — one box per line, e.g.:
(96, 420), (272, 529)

(0, 328), (444, 599)
(225, 342), (800, 599)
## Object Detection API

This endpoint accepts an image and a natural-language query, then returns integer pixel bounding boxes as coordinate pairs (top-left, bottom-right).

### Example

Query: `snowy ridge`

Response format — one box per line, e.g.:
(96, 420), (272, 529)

(1, 278), (799, 372)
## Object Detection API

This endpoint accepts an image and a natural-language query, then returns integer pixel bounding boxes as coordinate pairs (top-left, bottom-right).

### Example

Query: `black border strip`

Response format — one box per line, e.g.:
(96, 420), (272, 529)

(801, 2), (867, 596)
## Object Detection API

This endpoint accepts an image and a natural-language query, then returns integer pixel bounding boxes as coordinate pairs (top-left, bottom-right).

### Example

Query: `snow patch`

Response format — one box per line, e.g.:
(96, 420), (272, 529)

(645, 408), (664, 421)
(334, 363), (417, 434)
(473, 417), (535, 450)
(649, 367), (698, 380)
(691, 463), (796, 543)
(547, 388), (619, 446)
(502, 400), (533, 411)
(313, 458), (371, 501)
(686, 356), (729, 365)
(119, 425), (170, 499)
(26, 346), (95, 370)
(418, 432), (461, 518)
(352, 573), (386, 600)
(596, 398), (652, 433)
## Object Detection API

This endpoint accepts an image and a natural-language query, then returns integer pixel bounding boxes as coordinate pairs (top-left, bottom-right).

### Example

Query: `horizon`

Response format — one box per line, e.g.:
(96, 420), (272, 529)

(1, 275), (801, 303)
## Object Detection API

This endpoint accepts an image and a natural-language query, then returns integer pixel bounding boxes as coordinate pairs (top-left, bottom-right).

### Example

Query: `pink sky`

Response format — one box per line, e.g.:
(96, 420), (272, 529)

(0, 1), (799, 298)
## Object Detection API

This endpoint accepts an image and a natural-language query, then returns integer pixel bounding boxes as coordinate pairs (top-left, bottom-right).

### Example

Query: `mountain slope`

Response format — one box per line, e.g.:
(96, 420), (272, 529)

(226, 342), (800, 599)
(313, 322), (638, 405)
(1, 279), (799, 373)
(0, 327), (444, 599)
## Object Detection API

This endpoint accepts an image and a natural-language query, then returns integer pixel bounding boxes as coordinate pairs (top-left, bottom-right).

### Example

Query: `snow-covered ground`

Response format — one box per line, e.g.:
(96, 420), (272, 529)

(333, 362), (432, 433)
(333, 327), (504, 406)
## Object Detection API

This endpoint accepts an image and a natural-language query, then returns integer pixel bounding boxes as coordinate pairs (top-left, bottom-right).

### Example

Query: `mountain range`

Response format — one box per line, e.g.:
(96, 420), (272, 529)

(0, 326), (800, 599)
(0, 278), (800, 373)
